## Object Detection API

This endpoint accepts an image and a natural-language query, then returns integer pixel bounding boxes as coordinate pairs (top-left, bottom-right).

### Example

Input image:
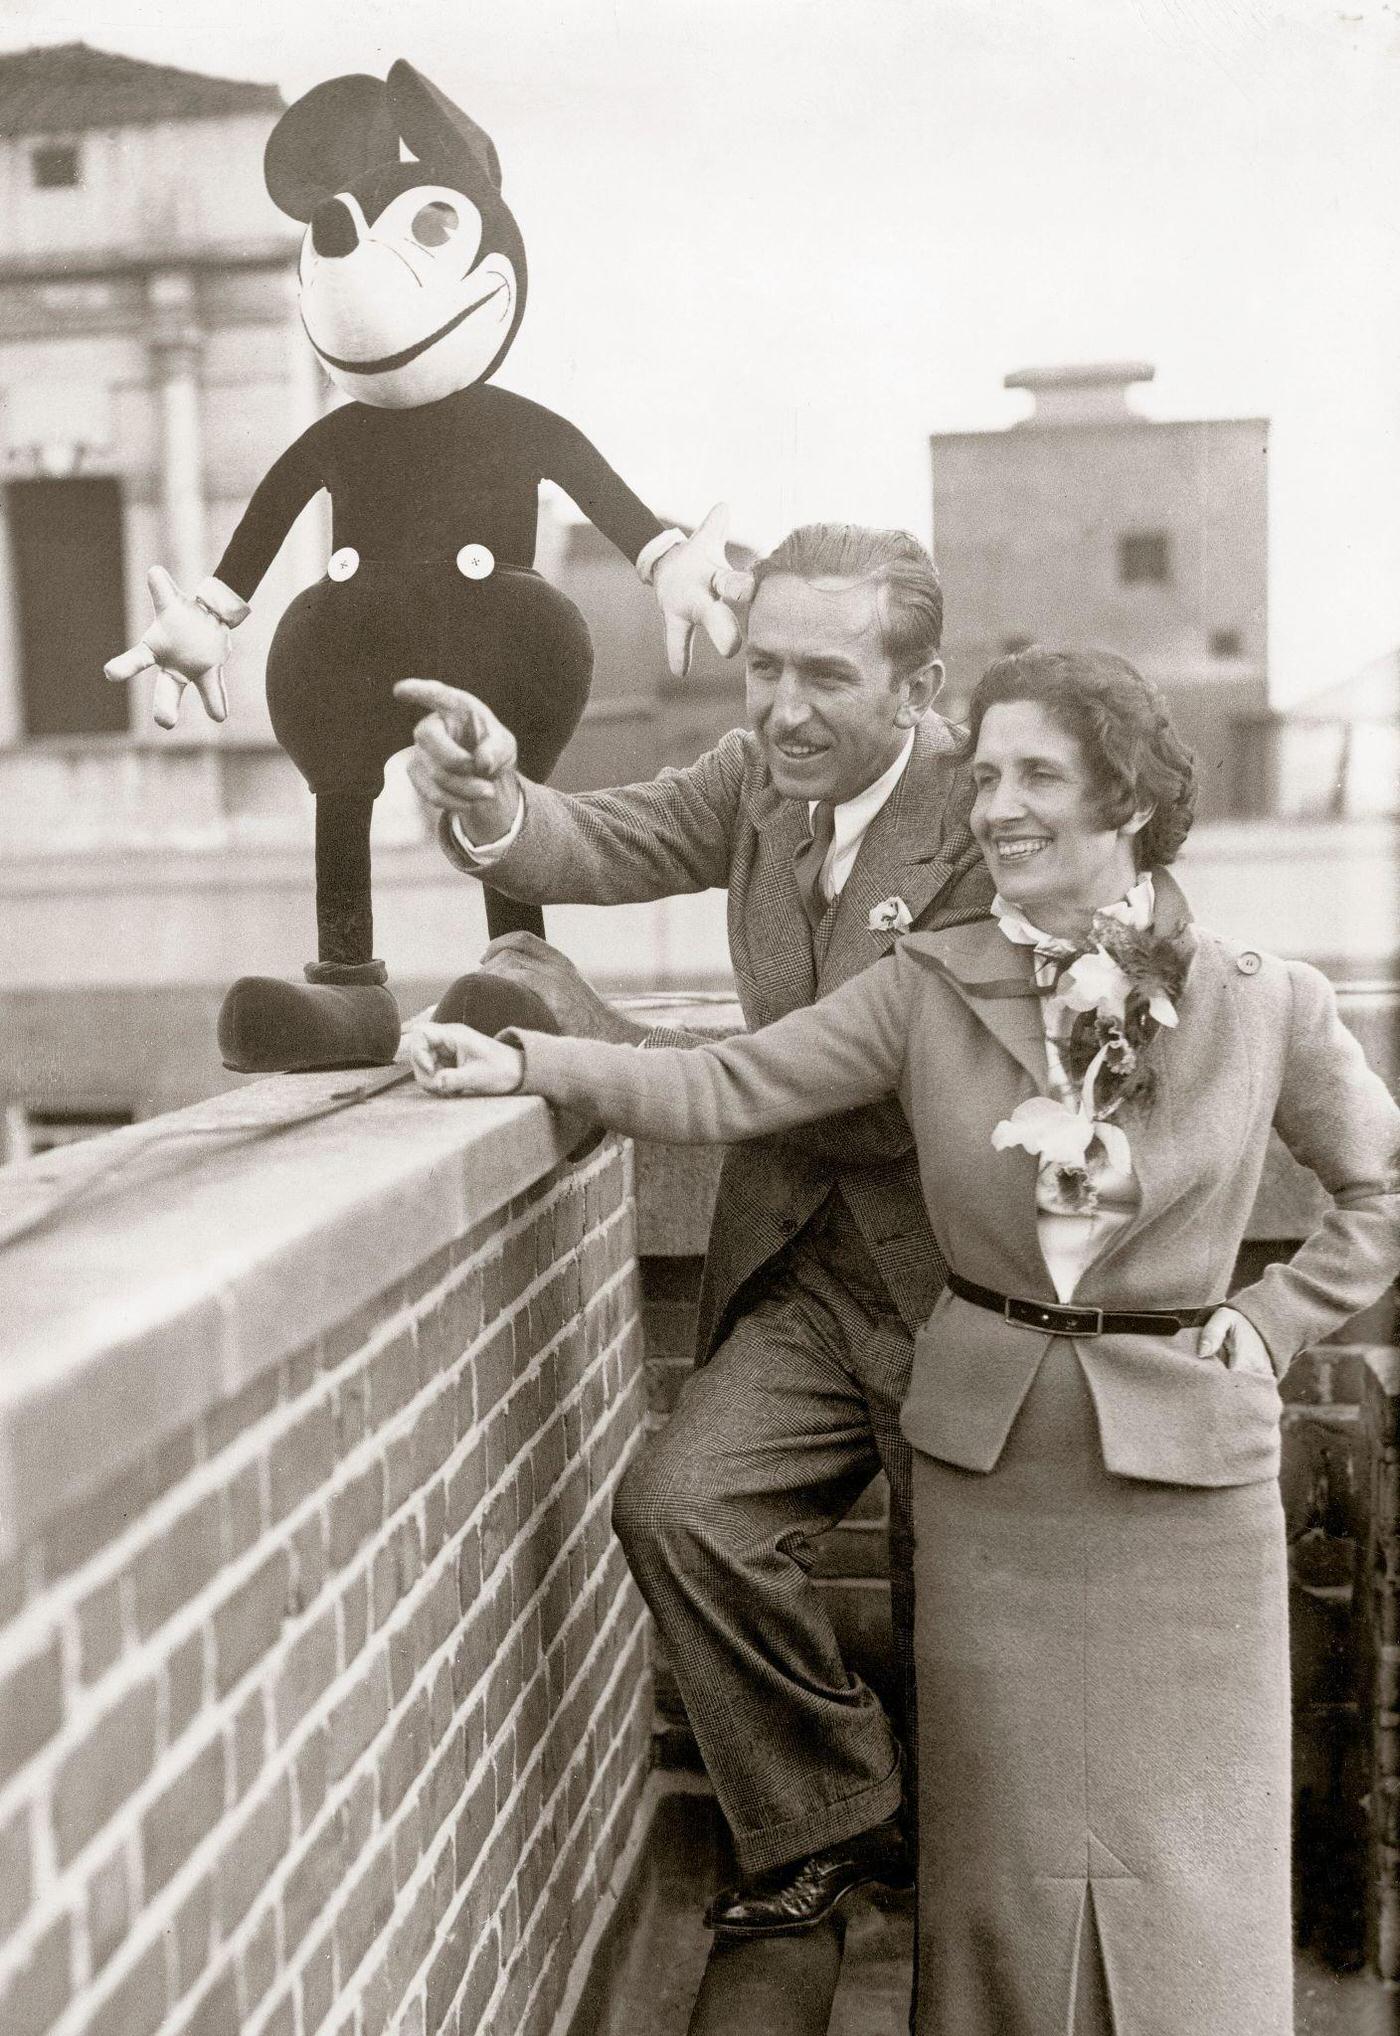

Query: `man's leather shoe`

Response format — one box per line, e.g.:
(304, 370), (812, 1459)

(703, 1816), (912, 1937)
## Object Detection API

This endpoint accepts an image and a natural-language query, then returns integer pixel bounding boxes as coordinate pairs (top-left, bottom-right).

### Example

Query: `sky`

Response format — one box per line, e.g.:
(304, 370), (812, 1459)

(2, 0), (1396, 705)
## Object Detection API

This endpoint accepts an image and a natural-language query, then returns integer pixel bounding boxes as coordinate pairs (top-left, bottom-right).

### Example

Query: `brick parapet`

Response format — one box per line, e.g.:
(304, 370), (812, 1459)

(1362, 1347), (1400, 1983)
(0, 1069), (650, 2036)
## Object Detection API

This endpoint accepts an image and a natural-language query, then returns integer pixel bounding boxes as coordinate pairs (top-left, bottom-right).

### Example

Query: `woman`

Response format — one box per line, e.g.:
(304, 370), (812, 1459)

(408, 648), (1400, 2035)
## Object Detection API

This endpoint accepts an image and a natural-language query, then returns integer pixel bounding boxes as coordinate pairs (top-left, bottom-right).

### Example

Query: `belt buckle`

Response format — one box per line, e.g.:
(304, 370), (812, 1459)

(1004, 1295), (1104, 1336)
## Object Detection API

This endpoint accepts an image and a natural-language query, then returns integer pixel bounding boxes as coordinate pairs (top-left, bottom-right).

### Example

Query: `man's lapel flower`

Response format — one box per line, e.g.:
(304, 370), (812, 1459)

(868, 895), (913, 937)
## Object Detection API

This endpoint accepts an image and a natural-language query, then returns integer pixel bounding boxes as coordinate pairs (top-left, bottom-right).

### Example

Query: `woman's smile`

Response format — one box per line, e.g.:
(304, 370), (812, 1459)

(989, 834), (1051, 864)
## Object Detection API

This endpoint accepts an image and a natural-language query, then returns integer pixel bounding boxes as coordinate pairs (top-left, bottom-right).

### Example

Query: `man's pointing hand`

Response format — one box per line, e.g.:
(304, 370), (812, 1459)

(395, 679), (522, 844)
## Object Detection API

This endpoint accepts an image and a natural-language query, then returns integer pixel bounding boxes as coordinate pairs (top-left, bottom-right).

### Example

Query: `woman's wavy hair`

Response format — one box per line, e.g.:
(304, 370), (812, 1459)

(965, 647), (1198, 869)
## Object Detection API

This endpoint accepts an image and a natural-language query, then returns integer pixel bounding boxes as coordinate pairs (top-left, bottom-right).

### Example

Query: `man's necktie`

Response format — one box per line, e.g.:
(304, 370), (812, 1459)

(794, 801), (836, 928)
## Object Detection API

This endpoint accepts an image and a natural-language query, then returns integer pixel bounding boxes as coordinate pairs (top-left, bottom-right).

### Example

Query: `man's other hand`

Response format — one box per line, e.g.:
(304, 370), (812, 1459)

(395, 678), (522, 843)
(480, 933), (651, 1046)
(407, 1021), (525, 1097)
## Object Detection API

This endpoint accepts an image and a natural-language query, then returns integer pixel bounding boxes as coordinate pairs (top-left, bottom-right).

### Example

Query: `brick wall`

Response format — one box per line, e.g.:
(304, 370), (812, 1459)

(1363, 1351), (1400, 1982)
(1281, 1346), (1385, 1969)
(0, 1073), (651, 2036)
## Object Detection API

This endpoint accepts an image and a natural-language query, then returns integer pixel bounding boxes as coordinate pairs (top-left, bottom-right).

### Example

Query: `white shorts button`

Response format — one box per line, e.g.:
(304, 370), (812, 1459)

(328, 547), (360, 581)
(456, 544), (495, 580)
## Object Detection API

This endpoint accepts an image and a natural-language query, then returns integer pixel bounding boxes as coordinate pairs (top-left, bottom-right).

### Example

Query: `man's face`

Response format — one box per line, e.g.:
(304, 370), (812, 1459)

(744, 574), (929, 804)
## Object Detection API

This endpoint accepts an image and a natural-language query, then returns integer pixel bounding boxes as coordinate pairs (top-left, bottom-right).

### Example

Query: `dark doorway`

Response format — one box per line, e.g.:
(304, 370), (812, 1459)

(8, 475), (130, 737)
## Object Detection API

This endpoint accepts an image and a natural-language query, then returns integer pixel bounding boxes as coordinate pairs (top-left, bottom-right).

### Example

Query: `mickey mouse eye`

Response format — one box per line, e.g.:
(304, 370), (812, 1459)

(411, 201), (459, 248)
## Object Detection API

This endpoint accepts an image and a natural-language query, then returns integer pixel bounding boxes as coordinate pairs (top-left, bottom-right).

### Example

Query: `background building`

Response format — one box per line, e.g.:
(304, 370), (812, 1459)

(0, 53), (1393, 1150)
(1238, 645), (1400, 824)
(0, 42), (316, 749)
(931, 361), (1269, 818)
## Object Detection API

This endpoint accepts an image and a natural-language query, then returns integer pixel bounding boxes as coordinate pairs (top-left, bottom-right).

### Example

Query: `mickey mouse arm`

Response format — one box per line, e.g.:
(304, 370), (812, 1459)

(105, 426), (327, 727)
(534, 404), (743, 679)
(532, 403), (665, 562)
(212, 423), (330, 606)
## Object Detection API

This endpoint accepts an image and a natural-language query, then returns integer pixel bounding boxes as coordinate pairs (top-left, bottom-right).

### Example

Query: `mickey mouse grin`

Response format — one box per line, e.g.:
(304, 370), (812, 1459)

(305, 275), (510, 377)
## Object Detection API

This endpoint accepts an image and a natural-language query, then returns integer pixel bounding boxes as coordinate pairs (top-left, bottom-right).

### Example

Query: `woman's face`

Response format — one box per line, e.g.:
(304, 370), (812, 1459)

(970, 699), (1147, 936)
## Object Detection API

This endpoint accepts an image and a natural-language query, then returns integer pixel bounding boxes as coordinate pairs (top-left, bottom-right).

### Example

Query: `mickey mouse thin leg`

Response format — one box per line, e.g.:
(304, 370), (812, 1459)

(215, 790), (401, 1074)
(314, 788), (377, 965)
(481, 888), (547, 942)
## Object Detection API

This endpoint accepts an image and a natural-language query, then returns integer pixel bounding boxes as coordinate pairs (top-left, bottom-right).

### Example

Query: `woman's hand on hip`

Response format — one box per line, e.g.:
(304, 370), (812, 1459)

(1198, 1306), (1275, 1378)
(407, 1022), (525, 1098)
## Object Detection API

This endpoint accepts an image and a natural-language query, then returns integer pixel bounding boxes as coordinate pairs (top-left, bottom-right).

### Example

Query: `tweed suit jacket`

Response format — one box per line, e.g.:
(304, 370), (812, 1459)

(441, 715), (993, 1355)
(509, 870), (1400, 1489)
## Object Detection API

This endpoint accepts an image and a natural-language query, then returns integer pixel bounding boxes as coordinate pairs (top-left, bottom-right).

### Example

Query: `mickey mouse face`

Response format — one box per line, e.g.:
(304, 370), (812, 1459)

(266, 62), (529, 411)
(298, 179), (519, 408)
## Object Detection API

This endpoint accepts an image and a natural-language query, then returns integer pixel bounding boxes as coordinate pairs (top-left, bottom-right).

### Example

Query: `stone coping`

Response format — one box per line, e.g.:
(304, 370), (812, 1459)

(0, 1056), (583, 1564)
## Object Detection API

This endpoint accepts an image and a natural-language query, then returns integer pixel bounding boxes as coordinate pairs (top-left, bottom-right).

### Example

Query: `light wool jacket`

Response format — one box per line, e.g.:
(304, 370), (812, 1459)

(509, 871), (1400, 1489)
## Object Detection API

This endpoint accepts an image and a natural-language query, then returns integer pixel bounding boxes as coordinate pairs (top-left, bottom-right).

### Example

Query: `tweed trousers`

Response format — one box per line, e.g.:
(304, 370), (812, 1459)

(612, 1194), (915, 1876)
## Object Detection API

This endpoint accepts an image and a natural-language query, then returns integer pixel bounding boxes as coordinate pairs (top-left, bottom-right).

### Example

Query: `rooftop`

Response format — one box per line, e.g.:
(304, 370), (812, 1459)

(0, 41), (283, 137)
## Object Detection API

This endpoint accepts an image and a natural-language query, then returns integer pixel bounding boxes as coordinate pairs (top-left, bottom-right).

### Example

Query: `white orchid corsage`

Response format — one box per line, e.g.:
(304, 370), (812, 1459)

(991, 909), (1191, 1214)
(868, 895), (913, 937)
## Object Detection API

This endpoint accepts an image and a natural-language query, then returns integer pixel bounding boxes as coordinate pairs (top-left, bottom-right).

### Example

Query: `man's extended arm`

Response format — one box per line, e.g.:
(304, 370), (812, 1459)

(397, 678), (747, 904)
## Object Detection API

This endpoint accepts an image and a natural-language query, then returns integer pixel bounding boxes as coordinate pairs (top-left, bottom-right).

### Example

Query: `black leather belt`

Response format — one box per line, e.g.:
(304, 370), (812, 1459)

(946, 1272), (1219, 1338)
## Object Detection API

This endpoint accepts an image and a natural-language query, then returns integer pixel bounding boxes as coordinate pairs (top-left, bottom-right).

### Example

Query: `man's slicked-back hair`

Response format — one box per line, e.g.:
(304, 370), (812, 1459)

(750, 524), (945, 681)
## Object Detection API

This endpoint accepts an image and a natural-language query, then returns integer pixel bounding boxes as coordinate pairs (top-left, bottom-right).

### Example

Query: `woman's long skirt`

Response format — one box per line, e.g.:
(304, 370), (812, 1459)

(912, 1339), (1292, 2036)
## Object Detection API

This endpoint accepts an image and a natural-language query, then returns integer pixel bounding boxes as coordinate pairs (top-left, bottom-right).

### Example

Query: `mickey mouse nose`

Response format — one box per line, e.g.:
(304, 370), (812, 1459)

(310, 197), (360, 259)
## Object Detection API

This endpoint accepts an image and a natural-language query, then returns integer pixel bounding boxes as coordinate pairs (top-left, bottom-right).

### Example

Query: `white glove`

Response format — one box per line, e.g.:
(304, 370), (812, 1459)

(104, 566), (237, 728)
(650, 504), (751, 678)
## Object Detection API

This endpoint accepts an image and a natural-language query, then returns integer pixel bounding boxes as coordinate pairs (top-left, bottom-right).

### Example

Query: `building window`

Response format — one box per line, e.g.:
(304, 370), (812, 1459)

(32, 143), (80, 189)
(7, 476), (131, 737)
(1118, 532), (1171, 586)
(1210, 628), (1244, 658)
(2, 1103), (134, 1163)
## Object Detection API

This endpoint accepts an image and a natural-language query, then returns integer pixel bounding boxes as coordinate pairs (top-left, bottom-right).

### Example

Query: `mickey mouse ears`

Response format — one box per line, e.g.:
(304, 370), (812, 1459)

(264, 60), (505, 223)
(389, 60), (503, 192)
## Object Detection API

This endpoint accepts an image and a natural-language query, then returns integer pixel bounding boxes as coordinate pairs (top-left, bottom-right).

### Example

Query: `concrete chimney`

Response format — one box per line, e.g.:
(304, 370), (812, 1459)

(1004, 360), (1155, 426)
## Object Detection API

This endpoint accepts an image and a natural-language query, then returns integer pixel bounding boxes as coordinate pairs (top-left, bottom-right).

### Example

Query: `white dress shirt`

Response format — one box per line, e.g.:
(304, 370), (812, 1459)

(450, 791), (527, 865)
(805, 727), (917, 908)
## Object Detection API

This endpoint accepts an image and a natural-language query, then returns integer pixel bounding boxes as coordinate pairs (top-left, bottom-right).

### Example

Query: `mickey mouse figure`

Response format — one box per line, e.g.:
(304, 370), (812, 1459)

(105, 60), (740, 1074)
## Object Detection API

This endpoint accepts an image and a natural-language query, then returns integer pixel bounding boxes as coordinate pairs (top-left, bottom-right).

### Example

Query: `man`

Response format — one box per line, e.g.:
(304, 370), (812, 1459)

(398, 523), (992, 1936)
